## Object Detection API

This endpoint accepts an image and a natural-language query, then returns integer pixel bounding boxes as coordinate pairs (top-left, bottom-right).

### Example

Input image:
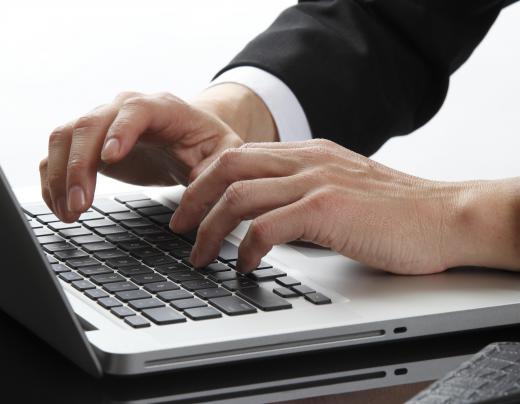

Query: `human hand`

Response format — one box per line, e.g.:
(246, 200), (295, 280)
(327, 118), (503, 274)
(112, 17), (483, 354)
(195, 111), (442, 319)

(171, 139), (520, 275)
(40, 84), (277, 222)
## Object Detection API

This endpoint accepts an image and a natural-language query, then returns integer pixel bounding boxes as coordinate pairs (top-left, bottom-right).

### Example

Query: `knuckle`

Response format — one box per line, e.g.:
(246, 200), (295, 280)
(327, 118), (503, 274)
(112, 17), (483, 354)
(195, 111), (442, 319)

(196, 221), (211, 241)
(305, 188), (333, 211)
(249, 218), (271, 243)
(114, 91), (141, 102)
(73, 114), (102, 131)
(67, 157), (88, 173)
(216, 148), (241, 169)
(46, 172), (62, 190)
(39, 158), (48, 173)
(48, 126), (69, 145)
(223, 181), (248, 208)
(122, 96), (148, 110)
(312, 138), (336, 148)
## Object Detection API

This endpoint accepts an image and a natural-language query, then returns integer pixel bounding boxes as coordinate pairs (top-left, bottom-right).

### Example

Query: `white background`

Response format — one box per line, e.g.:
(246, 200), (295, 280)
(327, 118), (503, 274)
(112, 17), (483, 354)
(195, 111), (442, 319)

(1, 1), (519, 197)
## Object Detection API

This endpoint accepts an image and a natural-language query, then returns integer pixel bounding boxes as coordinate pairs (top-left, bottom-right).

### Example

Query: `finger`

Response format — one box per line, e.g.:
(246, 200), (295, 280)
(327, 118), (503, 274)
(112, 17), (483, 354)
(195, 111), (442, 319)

(241, 138), (330, 149)
(235, 199), (314, 272)
(190, 174), (311, 267)
(100, 93), (186, 164)
(39, 158), (53, 211)
(170, 147), (298, 234)
(66, 104), (118, 213)
(46, 123), (75, 221)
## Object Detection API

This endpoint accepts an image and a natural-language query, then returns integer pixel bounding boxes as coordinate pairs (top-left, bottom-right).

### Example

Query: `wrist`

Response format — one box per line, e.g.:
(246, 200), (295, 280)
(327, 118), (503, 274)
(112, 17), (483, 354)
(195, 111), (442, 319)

(445, 178), (520, 271)
(193, 83), (278, 143)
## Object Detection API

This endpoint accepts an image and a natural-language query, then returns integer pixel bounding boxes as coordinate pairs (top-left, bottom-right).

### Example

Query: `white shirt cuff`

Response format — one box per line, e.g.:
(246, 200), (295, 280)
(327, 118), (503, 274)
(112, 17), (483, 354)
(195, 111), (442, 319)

(210, 66), (312, 143)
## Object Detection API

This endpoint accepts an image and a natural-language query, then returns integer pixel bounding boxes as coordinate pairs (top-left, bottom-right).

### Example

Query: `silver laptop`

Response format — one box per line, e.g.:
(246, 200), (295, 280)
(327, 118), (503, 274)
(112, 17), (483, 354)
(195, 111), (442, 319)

(1, 166), (520, 377)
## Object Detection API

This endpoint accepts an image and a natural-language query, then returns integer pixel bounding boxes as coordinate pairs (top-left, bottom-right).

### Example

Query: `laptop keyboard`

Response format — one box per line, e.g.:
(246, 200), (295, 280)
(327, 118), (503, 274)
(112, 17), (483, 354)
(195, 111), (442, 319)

(22, 194), (331, 328)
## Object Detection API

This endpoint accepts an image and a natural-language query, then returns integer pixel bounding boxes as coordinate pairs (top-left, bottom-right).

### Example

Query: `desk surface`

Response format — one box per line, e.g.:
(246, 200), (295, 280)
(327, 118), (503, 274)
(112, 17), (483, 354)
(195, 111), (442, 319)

(2, 307), (520, 403)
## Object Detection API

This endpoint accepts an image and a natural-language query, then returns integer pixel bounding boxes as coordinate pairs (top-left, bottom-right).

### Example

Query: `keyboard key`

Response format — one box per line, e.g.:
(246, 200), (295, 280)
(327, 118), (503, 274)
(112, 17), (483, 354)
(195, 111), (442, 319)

(273, 286), (299, 298)
(221, 278), (259, 291)
(142, 307), (186, 325)
(218, 241), (239, 262)
(149, 214), (172, 225)
(184, 307), (222, 321)
(181, 279), (218, 291)
(71, 280), (96, 291)
(55, 249), (88, 260)
(236, 288), (292, 311)
(275, 276), (301, 287)
(132, 226), (164, 236)
(155, 262), (189, 274)
(111, 306), (136, 318)
(78, 265), (113, 276)
(157, 289), (192, 301)
(124, 315), (151, 328)
(106, 257), (140, 268)
(115, 290), (152, 302)
(83, 218), (116, 229)
(248, 268), (286, 281)
(48, 222), (81, 231)
(46, 255), (58, 264)
(71, 235), (103, 245)
(67, 257), (100, 268)
(50, 263), (70, 274)
(209, 271), (239, 283)
(83, 242), (117, 253)
(78, 211), (104, 222)
(37, 235), (65, 245)
(120, 218), (152, 229)
(304, 292), (332, 305)
(143, 232), (177, 243)
(156, 239), (191, 252)
(137, 206), (173, 216)
(22, 203), (52, 216)
(59, 272), (83, 282)
(93, 249), (128, 261)
(36, 213), (60, 223)
(126, 199), (161, 209)
(94, 225), (126, 236)
(131, 273), (166, 285)
(84, 288), (109, 300)
(115, 193), (150, 203)
(291, 285), (315, 295)
(33, 227), (54, 237)
(209, 296), (256, 316)
(43, 241), (75, 253)
(29, 220), (43, 229)
(118, 266), (153, 277)
(129, 298), (165, 310)
(106, 233), (138, 243)
(130, 247), (163, 259)
(169, 247), (193, 259)
(143, 255), (177, 267)
(109, 211), (141, 221)
(103, 281), (139, 293)
(143, 281), (179, 293)
(170, 298), (206, 310)
(59, 227), (92, 238)
(168, 271), (204, 282)
(92, 198), (129, 214)
(195, 288), (231, 300)
(91, 273), (126, 285)
(118, 240), (150, 251)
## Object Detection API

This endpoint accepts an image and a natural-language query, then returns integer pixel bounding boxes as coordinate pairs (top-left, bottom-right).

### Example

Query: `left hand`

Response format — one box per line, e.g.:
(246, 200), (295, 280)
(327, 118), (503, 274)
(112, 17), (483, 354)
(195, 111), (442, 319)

(170, 139), (474, 275)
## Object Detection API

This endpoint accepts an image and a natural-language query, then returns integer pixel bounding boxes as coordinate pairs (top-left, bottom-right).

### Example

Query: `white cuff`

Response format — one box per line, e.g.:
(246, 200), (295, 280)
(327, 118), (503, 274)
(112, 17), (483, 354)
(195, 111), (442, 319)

(210, 66), (312, 143)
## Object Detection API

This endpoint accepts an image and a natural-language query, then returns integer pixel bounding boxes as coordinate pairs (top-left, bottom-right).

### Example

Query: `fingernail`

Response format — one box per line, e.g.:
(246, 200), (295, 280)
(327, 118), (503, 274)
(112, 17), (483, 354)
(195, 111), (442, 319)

(68, 185), (86, 212)
(56, 197), (68, 219)
(101, 138), (120, 161)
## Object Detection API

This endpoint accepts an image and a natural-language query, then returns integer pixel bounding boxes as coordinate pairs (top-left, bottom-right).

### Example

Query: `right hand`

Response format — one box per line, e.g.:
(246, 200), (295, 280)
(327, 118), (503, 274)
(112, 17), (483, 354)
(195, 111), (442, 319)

(39, 91), (245, 223)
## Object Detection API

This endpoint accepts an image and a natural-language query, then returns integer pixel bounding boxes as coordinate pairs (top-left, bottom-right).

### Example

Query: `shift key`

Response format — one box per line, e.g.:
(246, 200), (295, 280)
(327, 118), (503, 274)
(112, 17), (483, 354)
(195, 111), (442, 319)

(236, 288), (292, 311)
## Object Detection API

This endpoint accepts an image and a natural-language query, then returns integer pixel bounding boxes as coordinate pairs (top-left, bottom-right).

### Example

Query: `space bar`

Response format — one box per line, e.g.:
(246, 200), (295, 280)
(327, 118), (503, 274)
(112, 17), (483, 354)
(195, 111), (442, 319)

(236, 288), (292, 311)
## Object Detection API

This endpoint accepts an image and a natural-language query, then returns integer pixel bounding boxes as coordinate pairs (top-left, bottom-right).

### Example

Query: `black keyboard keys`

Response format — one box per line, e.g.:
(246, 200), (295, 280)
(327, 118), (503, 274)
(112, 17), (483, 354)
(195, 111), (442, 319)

(115, 290), (152, 302)
(184, 307), (221, 321)
(273, 286), (299, 298)
(111, 306), (136, 318)
(170, 298), (206, 310)
(142, 307), (186, 325)
(236, 288), (292, 311)
(209, 296), (256, 316)
(128, 298), (164, 310)
(84, 288), (109, 300)
(304, 292), (332, 305)
(143, 281), (179, 293)
(124, 316), (151, 328)
(195, 288), (231, 300)
(248, 268), (286, 281)
(103, 281), (138, 293)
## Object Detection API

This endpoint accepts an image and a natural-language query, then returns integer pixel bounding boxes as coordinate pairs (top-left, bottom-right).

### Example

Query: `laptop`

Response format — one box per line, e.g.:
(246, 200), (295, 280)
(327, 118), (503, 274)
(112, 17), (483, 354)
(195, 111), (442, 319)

(2, 165), (520, 377)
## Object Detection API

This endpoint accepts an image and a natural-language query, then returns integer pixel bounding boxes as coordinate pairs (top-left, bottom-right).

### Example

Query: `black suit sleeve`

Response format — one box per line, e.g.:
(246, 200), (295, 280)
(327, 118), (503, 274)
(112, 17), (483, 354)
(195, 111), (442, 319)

(215, 0), (510, 156)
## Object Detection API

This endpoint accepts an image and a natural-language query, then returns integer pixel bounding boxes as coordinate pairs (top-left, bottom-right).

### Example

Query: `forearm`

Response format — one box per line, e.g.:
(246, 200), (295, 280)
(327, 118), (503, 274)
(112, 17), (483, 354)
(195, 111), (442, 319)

(192, 83), (278, 143)
(447, 178), (520, 271)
